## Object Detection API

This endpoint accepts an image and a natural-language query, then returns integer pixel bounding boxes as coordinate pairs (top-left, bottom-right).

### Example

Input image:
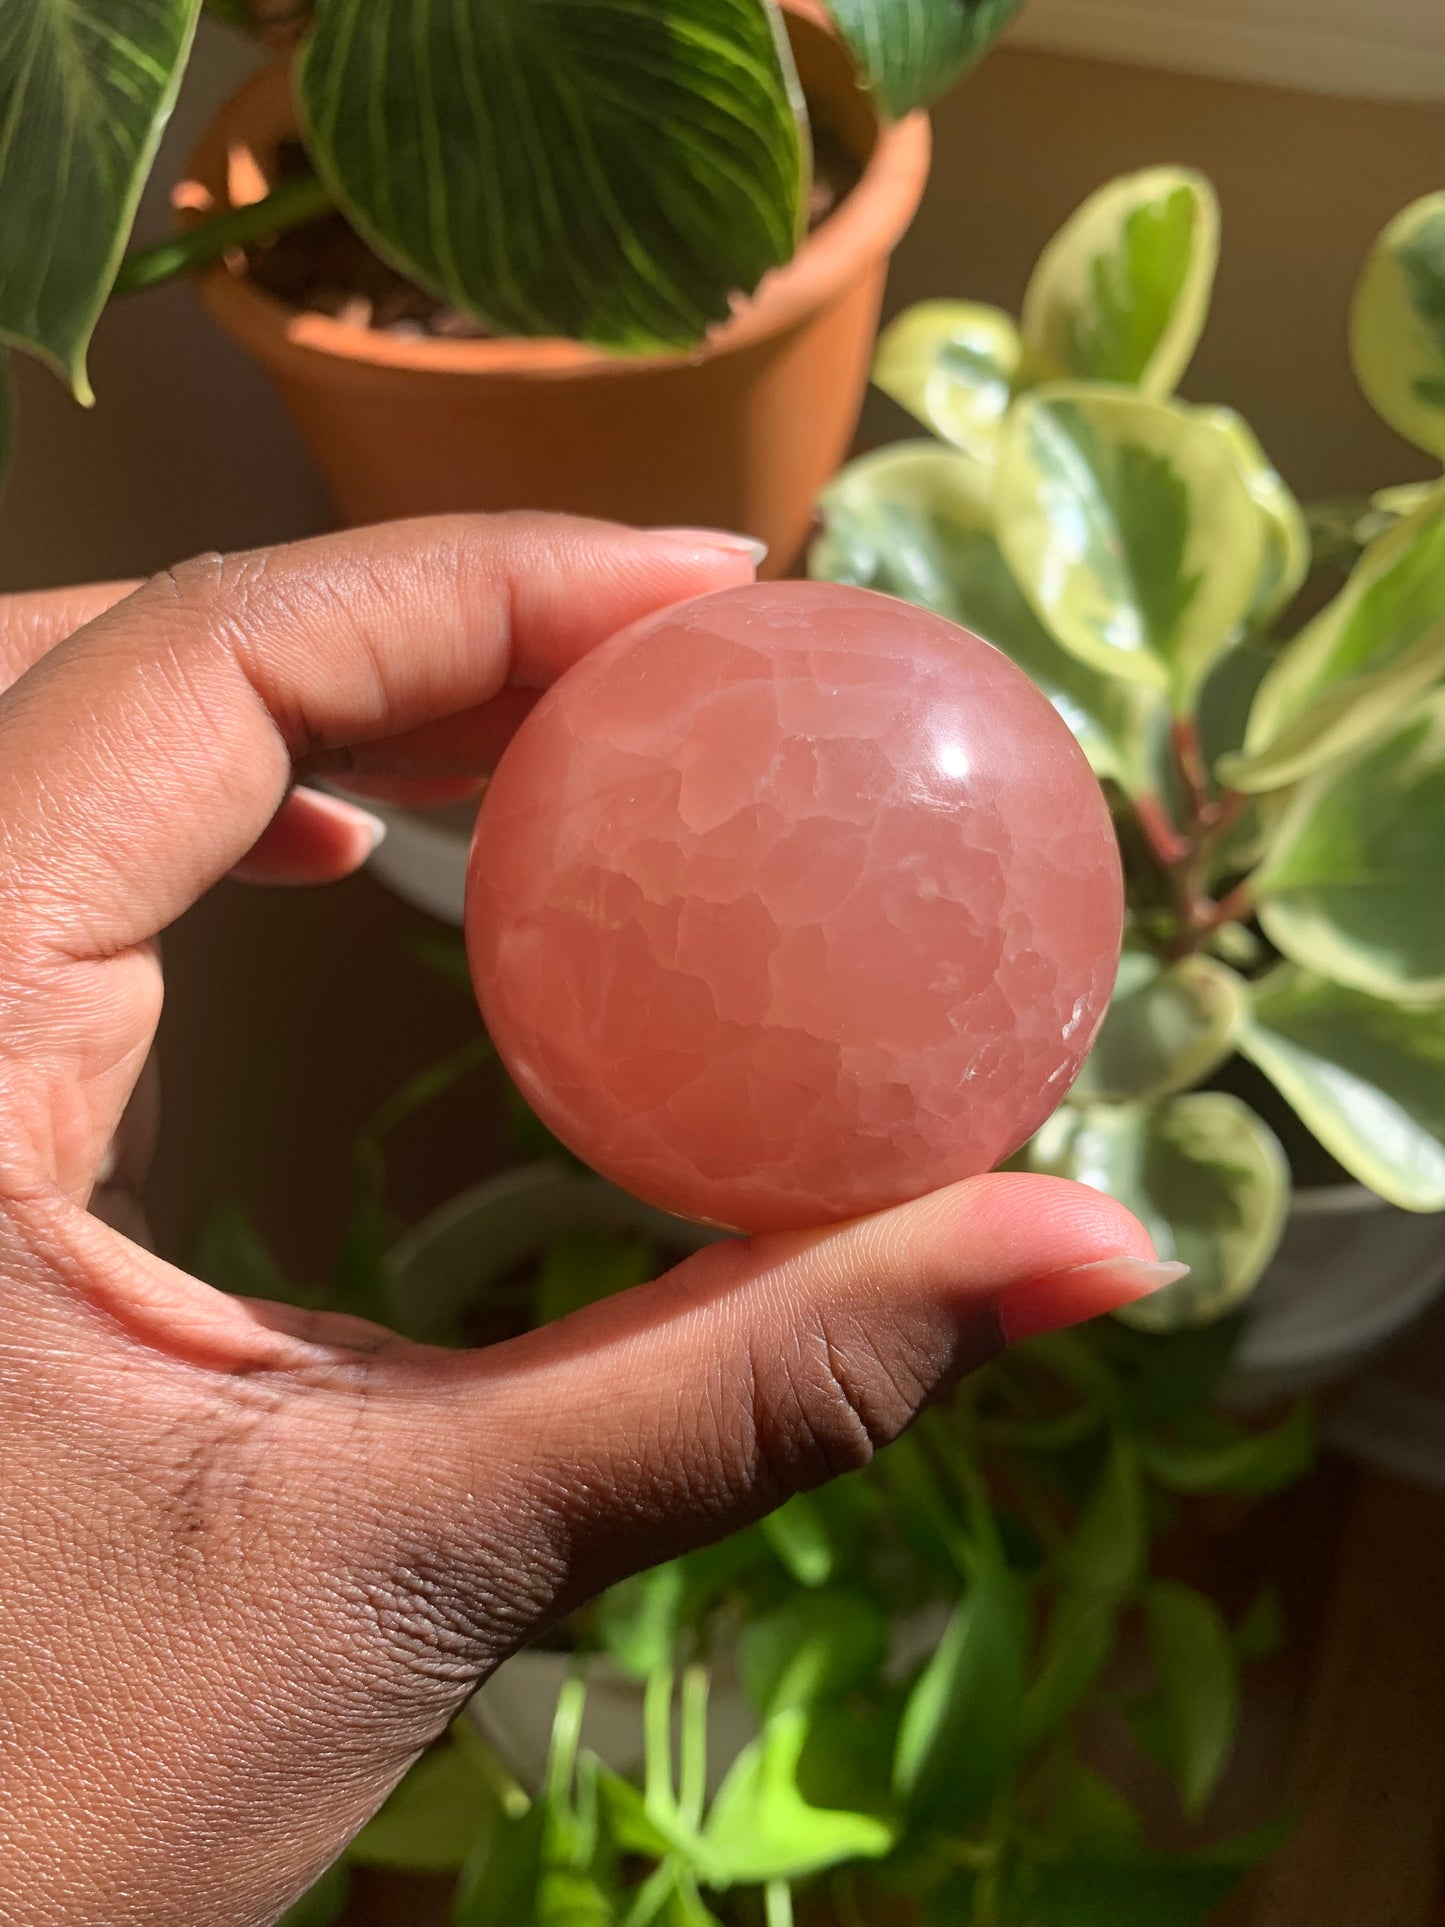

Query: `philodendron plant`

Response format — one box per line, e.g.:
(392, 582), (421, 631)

(0, 0), (1020, 470)
(812, 167), (1445, 1331)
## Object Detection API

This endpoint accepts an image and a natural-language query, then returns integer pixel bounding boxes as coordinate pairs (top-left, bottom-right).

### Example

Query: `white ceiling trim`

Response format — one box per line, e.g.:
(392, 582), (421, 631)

(1009, 0), (1445, 102)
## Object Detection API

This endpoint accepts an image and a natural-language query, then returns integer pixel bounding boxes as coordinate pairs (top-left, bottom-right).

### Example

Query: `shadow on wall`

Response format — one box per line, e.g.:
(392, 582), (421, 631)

(3, 29), (1443, 593)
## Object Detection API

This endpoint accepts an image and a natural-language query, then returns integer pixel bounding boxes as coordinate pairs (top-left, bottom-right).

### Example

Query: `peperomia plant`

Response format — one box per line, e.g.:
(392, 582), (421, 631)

(812, 168), (1445, 1331)
(0, 0), (1021, 464)
(198, 1027), (1311, 1927)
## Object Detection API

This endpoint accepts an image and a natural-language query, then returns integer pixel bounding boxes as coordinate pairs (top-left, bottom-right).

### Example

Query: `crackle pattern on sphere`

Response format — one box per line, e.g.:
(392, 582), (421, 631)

(468, 582), (1122, 1233)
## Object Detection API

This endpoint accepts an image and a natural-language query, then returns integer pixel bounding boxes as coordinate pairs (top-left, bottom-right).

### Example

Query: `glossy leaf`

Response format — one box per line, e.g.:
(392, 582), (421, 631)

(1203, 408), (1310, 626)
(1253, 689), (1445, 1002)
(1075, 952), (1246, 1104)
(276, 1864), (351, 1927)
(761, 1491), (843, 1587)
(1020, 167), (1220, 396)
(1239, 967), (1445, 1209)
(892, 1561), (1028, 1830)
(1352, 191), (1445, 458)
(0, 0), (202, 401)
(1224, 484), (1445, 793)
(536, 1231), (655, 1324)
(1234, 1587), (1285, 1661)
(741, 1591), (887, 1719)
(1064, 1432), (1146, 1599)
(192, 1202), (294, 1303)
(1013, 1850), (1249, 1927)
(1141, 1580), (1239, 1818)
(809, 439), (1156, 783)
(454, 1802), (545, 1927)
(1022, 1588), (1118, 1745)
(702, 1709), (894, 1886)
(826, 0), (1022, 116)
(297, 0), (805, 350)
(1138, 1402), (1315, 1497)
(1027, 1095), (1290, 1331)
(872, 300), (1022, 459)
(351, 1737), (499, 1870)
(997, 387), (1263, 706)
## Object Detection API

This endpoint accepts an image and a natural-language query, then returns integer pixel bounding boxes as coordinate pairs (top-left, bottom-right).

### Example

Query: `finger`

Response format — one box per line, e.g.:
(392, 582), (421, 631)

(0, 515), (758, 1198)
(0, 581), (138, 692)
(229, 787), (388, 887)
(365, 1173), (1180, 1628)
(312, 685), (542, 787)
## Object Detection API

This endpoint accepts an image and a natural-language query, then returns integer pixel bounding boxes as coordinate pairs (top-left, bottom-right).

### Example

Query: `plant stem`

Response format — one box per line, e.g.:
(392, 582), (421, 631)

(112, 173), (333, 297)
(764, 1881), (795, 1927)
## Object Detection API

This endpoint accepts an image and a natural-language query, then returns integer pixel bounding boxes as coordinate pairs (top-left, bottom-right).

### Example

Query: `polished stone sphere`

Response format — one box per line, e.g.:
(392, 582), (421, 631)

(467, 582), (1122, 1232)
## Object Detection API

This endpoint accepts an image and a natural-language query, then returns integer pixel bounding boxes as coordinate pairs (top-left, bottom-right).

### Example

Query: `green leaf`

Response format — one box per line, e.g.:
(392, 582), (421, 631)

(1041, 1760), (1144, 1850)
(596, 1564), (689, 1679)
(455, 1801), (546, 1927)
(1140, 1580), (1239, 1818)
(1012, 1850), (1249, 1927)
(741, 1590), (887, 1719)
(537, 1866), (620, 1926)
(892, 1561), (1028, 1830)
(1026, 1095), (1290, 1331)
(1352, 191), (1445, 458)
(1253, 688), (1445, 1002)
(1224, 483), (1445, 793)
(702, 1709), (895, 1887)
(1020, 168), (1220, 397)
(1239, 966), (1445, 1209)
(1075, 952), (1246, 1104)
(1234, 1586), (1285, 1661)
(595, 1763), (677, 1863)
(0, 0), (202, 401)
(296, 0), (806, 351)
(191, 1202), (294, 1302)
(872, 300), (1022, 459)
(826, 0), (1022, 116)
(536, 1231), (655, 1324)
(1138, 1402), (1315, 1498)
(351, 1736), (500, 1871)
(761, 1490), (844, 1587)
(1022, 1588), (1119, 1745)
(1062, 1432), (1145, 1598)
(809, 438), (1156, 784)
(276, 1863), (351, 1927)
(1202, 408), (1310, 627)
(996, 386), (1263, 706)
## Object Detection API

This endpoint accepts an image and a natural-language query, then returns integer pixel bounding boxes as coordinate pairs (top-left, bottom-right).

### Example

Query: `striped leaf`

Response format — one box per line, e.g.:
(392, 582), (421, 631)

(827, 0), (1022, 117)
(0, 0), (202, 401)
(297, 0), (807, 352)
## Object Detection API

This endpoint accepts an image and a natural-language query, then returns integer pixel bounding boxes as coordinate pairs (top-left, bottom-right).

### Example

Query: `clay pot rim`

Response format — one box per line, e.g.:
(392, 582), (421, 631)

(181, 28), (931, 383)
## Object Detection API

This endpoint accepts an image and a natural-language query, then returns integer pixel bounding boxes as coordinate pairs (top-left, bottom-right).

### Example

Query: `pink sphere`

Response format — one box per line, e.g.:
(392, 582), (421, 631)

(467, 582), (1122, 1233)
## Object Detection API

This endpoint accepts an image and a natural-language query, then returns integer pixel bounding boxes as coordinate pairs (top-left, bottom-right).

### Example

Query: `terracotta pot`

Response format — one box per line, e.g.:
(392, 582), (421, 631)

(180, 9), (931, 574)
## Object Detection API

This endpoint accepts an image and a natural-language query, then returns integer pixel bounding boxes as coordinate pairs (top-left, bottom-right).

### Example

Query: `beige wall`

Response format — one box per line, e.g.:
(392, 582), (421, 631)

(3, 31), (1442, 596)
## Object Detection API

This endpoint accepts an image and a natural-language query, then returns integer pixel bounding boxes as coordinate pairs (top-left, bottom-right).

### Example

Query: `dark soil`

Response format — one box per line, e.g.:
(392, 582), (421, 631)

(247, 124), (863, 338)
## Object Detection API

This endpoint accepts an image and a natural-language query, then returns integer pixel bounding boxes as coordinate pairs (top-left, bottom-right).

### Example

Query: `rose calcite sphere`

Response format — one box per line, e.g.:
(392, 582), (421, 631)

(467, 582), (1122, 1234)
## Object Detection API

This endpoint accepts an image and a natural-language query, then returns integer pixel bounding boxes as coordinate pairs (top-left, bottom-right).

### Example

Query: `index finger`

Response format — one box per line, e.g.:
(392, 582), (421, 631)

(0, 581), (138, 693)
(0, 513), (760, 970)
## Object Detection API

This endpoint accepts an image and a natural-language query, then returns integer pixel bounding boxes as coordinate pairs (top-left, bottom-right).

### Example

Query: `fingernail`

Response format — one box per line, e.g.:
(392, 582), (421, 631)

(998, 1256), (1189, 1346)
(652, 526), (769, 569)
(296, 786), (389, 854)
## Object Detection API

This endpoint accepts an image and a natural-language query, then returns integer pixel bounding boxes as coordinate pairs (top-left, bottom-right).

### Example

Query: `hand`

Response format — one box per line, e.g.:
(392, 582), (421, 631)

(0, 517), (1172, 1927)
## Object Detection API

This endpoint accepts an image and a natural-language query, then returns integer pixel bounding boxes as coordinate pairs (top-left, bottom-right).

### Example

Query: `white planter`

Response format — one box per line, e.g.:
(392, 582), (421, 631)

(1227, 1183), (1445, 1404)
(366, 801), (472, 925)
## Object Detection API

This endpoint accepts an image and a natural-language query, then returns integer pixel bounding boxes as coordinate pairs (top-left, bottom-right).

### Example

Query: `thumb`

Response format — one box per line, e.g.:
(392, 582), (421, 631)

(366, 1172), (1179, 1635)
